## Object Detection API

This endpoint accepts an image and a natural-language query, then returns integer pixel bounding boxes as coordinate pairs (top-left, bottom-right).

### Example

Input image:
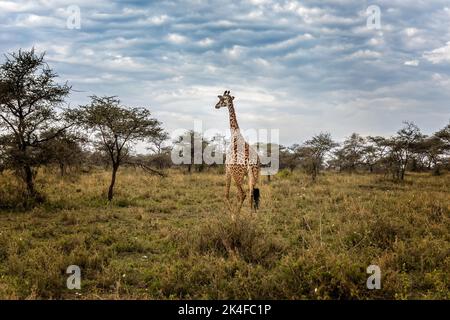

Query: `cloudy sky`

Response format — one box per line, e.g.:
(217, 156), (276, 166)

(1, 0), (449, 145)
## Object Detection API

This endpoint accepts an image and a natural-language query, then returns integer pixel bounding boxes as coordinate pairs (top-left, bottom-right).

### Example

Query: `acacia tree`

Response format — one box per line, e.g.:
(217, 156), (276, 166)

(72, 96), (164, 201)
(367, 123), (423, 180)
(435, 123), (450, 171)
(0, 49), (71, 198)
(146, 131), (171, 170)
(418, 136), (447, 175)
(435, 123), (450, 144)
(174, 130), (209, 173)
(412, 124), (450, 175)
(299, 132), (338, 181)
(363, 136), (388, 173)
(0, 135), (7, 173)
(334, 133), (366, 172)
(279, 144), (300, 172)
(147, 131), (169, 155)
(392, 122), (423, 180)
(39, 130), (86, 176)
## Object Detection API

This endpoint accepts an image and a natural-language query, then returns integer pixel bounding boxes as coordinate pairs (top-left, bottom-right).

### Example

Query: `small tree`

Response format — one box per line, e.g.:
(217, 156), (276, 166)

(367, 123), (423, 180)
(72, 96), (164, 201)
(365, 136), (391, 174)
(0, 49), (71, 198)
(208, 133), (227, 170)
(147, 146), (172, 170)
(334, 133), (366, 172)
(393, 121), (423, 180)
(39, 130), (86, 176)
(300, 132), (338, 181)
(435, 123), (450, 171)
(148, 131), (169, 154)
(0, 134), (7, 173)
(435, 123), (450, 145)
(413, 128), (449, 175)
(174, 130), (209, 173)
(279, 144), (300, 172)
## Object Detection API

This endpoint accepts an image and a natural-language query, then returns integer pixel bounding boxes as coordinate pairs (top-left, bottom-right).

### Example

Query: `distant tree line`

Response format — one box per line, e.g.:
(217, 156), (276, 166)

(277, 121), (449, 181)
(1, 49), (449, 206)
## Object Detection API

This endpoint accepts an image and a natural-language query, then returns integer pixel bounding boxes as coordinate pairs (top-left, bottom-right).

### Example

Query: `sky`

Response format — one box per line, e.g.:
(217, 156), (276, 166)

(0, 0), (449, 146)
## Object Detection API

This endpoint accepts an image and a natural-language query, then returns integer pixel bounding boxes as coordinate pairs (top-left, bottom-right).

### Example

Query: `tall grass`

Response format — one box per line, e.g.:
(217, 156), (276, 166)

(0, 168), (448, 299)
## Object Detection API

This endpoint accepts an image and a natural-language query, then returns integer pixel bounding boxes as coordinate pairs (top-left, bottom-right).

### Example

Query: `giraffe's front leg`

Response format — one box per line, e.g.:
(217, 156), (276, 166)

(225, 170), (231, 200)
(236, 182), (246, 212)
(224, 171), (232, 212)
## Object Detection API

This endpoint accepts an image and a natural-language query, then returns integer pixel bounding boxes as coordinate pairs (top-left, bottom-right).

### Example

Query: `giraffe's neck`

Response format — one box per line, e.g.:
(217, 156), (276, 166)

(227, 103), (239, 132)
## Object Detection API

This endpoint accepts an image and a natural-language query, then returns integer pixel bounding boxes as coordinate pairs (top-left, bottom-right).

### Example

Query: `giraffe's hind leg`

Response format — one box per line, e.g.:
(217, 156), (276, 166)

(250, 165), (260, 212)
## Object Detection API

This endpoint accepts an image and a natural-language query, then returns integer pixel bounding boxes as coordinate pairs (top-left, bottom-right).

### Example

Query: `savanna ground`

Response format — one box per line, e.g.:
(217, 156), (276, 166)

(0, 168), (449, 299)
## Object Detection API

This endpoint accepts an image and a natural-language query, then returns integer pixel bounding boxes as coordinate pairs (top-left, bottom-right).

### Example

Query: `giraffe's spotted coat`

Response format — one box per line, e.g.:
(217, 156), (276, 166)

(215, 90), (260, 211)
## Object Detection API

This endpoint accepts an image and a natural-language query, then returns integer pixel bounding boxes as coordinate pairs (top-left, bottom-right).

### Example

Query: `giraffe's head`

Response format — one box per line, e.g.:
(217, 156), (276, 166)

(215, 90), (234, 109)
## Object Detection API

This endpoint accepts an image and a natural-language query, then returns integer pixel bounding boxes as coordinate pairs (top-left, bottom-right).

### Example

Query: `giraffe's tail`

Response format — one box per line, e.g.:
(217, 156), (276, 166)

(253, 188), (260, 210)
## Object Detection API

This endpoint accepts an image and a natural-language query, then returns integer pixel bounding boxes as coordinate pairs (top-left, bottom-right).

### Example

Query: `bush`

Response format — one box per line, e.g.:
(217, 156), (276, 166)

(188, 215), (285, 267)
(277, 169), (292, 178)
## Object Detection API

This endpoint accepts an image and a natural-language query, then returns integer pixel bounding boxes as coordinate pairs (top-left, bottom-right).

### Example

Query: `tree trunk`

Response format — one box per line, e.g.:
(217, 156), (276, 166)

(432, 164), (440, 176)
(311, 163), (317, 181)
(108, 163), (119, 201)
(411, 158), (418, 172)
(59, 163), (65, 177)
(400, 166), (406, 180)
(401, 158), (408, 180)
(24, 164), (35, 196)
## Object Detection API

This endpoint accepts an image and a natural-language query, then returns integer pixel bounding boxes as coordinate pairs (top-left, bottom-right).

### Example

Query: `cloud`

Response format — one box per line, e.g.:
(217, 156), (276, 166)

(423, 42), (450, 64)
(404, 59), (419, 66)
(224, 45), (246, 59)
(0, 1), (29, 12)
(167, 33), (188, 44)
(404, 27), (418, 37)
(197, 37), (214, 47)
(14, 14), (63, 28)
(0, 0), (448, 146)
(346, 50), (382, 60)
(146, 14), (169, 25)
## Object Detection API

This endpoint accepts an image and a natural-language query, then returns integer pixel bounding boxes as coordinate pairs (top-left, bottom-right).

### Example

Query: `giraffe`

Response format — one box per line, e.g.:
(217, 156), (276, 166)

(214, 90), (260, 213)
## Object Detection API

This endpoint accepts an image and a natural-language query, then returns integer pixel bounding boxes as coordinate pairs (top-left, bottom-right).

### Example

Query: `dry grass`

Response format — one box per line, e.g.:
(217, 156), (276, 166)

(0, 168), (449, 299)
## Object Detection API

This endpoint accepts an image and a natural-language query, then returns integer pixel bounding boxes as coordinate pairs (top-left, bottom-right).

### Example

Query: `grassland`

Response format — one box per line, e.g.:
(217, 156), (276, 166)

(0, 168), (449, 299)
